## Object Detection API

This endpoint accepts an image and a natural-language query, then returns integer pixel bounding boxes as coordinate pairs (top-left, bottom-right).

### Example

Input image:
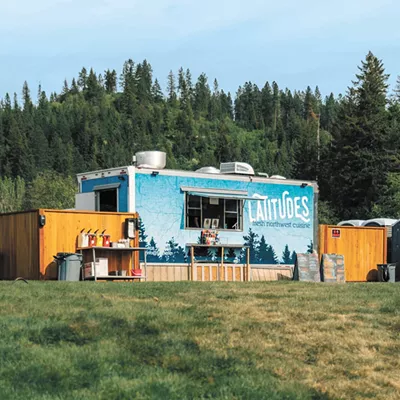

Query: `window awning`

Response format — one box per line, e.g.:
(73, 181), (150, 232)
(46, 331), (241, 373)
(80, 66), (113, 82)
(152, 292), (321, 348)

(186, 191), (262, 201)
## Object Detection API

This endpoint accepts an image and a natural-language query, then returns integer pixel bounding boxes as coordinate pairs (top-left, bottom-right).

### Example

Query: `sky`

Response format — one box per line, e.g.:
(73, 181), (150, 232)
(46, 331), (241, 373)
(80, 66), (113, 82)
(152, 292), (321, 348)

(1, 0), (400, 101)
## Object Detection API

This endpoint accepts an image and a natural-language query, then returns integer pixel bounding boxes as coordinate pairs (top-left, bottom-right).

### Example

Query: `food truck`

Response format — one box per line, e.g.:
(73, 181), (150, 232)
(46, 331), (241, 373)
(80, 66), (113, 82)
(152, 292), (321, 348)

(75, 151), (318, 266)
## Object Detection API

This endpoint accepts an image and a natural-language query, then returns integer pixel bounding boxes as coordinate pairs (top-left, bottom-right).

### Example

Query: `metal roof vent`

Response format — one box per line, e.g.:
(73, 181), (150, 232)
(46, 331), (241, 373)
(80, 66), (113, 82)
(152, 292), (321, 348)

(195, 166), (220, 174)
(270, 175), (286, 180)
(219, 162), (254, 176)
(134, 151), (166, 169)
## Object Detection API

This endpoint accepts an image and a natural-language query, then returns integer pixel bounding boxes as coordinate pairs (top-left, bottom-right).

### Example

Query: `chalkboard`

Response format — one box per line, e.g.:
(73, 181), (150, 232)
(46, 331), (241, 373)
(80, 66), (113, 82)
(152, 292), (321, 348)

(293, 252), (320, 282)
(320, 254), (345, 283)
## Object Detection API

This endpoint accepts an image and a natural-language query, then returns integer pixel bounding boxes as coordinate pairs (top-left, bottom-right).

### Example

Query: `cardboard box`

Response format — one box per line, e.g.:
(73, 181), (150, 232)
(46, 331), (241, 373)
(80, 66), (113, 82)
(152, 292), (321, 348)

(84, 259), (108, 278)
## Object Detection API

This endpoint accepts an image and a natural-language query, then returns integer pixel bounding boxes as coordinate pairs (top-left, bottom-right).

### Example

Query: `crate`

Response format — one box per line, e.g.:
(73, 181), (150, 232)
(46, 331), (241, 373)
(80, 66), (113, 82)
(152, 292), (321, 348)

(84, 259), (108, 278)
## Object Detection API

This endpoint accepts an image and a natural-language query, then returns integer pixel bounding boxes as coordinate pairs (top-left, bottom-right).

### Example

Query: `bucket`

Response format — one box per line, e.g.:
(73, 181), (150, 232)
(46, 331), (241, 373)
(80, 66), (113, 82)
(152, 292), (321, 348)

(131, 269), (142, 276)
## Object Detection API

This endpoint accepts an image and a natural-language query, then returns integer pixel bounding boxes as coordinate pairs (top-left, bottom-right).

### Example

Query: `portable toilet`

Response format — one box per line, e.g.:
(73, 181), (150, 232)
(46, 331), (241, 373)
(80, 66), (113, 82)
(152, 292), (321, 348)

(390, 220), (400, 264)
(337, 220), (365, 227)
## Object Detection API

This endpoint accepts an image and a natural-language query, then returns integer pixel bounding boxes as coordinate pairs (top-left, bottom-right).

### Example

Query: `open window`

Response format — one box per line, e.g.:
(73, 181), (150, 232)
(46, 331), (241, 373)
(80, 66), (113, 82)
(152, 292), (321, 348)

(93, 183), (120, 212)
(185, 189), (249, 231)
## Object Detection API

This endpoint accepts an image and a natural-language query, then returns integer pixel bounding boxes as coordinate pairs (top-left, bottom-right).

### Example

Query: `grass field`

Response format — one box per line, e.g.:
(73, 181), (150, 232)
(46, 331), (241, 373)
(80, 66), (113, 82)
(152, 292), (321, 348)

(0, 281), (399, 400)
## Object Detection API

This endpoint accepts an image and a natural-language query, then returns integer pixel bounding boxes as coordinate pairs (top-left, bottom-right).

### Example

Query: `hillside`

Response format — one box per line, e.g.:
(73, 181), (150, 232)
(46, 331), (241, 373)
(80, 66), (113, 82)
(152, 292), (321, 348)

(0, 51), (400, 220)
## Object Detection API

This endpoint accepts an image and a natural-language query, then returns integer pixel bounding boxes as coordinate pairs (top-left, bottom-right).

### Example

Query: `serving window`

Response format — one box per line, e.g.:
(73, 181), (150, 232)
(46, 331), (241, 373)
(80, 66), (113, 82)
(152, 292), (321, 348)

(185, 194), (243, 231)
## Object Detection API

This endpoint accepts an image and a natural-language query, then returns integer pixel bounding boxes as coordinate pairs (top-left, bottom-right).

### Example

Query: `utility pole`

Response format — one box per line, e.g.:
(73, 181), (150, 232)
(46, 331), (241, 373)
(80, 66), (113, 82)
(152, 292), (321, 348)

(316, 114), (320, 182)
(317, 113), (320, 163)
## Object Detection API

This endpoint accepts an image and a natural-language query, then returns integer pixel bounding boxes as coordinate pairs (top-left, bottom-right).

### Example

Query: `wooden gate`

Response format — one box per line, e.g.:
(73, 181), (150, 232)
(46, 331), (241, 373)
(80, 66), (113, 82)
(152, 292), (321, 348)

(319, 225), (387, 282)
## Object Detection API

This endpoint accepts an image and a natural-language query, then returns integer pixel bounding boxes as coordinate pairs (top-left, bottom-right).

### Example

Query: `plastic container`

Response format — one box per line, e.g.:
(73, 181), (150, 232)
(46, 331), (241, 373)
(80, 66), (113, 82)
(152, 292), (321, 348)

(378, 263), (399, 282)
(54, 253), (82, 281)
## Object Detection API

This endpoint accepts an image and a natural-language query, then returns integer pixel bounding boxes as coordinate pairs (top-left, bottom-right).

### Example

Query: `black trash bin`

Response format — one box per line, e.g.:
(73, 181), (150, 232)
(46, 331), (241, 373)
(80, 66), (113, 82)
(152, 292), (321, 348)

(54, 253), (83, 281)
(377, 263), (400, 283)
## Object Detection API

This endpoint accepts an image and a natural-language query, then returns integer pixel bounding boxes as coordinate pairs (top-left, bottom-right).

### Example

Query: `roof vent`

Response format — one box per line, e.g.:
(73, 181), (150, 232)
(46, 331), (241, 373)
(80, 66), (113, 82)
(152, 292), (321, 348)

(219, 162), (254, 176)
(135, 151), (166, 169)
(195, 166), (220, 174)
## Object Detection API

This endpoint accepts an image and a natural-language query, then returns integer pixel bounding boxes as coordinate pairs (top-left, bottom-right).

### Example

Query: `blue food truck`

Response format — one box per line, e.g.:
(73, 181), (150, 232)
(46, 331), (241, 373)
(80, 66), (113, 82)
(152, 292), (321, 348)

(75, 151), (318, 266)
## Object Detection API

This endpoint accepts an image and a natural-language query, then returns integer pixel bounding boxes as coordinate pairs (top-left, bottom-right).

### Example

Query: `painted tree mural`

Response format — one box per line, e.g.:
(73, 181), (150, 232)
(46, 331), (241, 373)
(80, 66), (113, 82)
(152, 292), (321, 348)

(258, 235), (278, 264)
(138, 217), (148, 261)
(163, 237), (187, 263)
(282, 244), (292, 264)
(147, 237), (161, 263)
(242, 228), (259, 264)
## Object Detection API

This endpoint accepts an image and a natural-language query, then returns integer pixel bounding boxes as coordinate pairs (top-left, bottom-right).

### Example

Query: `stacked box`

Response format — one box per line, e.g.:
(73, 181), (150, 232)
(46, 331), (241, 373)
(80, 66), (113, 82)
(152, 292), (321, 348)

(84, 258), (108, 278)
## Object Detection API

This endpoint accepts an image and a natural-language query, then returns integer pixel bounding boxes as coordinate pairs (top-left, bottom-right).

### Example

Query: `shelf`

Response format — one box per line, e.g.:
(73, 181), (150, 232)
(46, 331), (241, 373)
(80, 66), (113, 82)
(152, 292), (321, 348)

(186, 243), (249, 249)
(77, 247), (147, 252)
(84, 275), (146, 280)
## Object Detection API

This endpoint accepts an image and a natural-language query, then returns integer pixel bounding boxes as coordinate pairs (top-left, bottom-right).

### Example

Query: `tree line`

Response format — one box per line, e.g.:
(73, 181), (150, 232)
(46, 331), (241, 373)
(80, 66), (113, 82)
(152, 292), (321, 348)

(0, 51), (399, 221)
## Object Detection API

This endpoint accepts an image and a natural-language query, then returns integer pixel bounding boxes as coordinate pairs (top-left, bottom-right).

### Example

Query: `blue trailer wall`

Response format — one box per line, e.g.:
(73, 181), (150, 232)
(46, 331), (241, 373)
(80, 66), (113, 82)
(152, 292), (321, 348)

(135, 173), (315, 264)
(81, 175), (129, 212)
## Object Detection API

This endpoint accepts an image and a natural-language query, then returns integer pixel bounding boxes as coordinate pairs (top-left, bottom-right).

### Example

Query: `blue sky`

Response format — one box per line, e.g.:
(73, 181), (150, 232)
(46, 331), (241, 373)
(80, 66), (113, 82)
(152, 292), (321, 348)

(1, 0), (399, 101)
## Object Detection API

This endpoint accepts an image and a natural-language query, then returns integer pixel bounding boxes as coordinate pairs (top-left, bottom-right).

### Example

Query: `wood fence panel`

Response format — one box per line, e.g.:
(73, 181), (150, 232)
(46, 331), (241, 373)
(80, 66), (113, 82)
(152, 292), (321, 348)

(318, 225), (387, 282)
(0, 211), (39, 280)
(41, 210), (139, 279)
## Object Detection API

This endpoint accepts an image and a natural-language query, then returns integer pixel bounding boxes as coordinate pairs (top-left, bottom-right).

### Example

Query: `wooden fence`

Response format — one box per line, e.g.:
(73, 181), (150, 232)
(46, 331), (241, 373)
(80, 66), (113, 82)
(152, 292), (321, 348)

(0, 209), (139, 280)
(319, 224), (387, 282)
(0, 210), (40, 280)
(143, 264), (292, 282)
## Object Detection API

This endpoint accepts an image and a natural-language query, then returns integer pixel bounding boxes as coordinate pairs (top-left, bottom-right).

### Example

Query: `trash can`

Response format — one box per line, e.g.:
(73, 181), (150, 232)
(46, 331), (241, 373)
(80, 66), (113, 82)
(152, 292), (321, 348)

(377, 263), (399, 283)
(54, 253), (83, 281)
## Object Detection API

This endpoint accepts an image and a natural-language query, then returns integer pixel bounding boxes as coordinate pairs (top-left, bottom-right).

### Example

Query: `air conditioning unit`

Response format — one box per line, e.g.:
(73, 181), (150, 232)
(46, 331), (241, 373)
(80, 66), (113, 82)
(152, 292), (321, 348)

(219, 162), (255, 176)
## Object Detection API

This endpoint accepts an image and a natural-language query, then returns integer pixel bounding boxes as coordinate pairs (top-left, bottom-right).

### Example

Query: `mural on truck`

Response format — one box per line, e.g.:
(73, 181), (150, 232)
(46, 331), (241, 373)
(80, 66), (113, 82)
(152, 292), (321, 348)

(135, 173), (314, 265)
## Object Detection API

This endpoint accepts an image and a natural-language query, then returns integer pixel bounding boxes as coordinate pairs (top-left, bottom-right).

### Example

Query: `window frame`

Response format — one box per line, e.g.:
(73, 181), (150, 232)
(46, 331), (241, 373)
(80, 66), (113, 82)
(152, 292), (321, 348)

(184, 193), (244, 232)
(95, 188), (119, 212)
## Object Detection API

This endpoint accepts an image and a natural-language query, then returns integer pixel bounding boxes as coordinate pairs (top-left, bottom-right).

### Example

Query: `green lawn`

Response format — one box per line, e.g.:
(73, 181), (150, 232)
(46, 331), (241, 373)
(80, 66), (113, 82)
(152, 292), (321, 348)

(0, 281), (399, 400)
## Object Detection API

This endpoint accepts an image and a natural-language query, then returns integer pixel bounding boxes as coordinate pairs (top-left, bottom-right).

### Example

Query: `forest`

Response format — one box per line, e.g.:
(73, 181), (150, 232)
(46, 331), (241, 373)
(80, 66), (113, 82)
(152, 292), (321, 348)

(0, 51), (399, 223)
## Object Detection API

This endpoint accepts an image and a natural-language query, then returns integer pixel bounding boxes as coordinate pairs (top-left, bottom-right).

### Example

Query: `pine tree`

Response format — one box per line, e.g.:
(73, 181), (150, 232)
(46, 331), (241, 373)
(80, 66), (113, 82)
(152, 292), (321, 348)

(167, 70), (177, 106)
(330, 51), (390, 218)
(193, 73), (211, 118)
(78, 67), (88, 90)
(104, 69), (117, 93)
(152, 79), (164, 103)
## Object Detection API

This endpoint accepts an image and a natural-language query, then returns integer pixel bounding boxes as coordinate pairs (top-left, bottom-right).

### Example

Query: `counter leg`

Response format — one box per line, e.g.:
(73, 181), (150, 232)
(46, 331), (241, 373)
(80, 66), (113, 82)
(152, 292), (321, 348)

(93, 247), (96, 282)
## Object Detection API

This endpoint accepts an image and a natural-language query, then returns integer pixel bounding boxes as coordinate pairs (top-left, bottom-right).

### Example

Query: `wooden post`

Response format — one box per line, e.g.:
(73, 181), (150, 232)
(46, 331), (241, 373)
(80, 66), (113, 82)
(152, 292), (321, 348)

(190, 246), (195, 281)
(246, 247), (250, 281)
(222, 246), (227, 281)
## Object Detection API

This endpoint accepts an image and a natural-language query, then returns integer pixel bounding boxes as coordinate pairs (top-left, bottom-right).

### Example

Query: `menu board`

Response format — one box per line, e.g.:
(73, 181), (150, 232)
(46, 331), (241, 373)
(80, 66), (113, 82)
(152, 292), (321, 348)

(321, 254), (345, 283)
(293, 253), (320, 282)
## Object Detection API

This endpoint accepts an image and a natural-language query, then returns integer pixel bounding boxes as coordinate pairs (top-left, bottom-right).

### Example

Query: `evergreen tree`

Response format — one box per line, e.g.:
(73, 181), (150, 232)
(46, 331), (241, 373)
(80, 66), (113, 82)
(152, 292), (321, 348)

(152, 79), (164, 103)
(78, 67), (88, 90)
(104, 69), (117, 93)
(167, 70), (177, 106)
(330, 51), (390, 218)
